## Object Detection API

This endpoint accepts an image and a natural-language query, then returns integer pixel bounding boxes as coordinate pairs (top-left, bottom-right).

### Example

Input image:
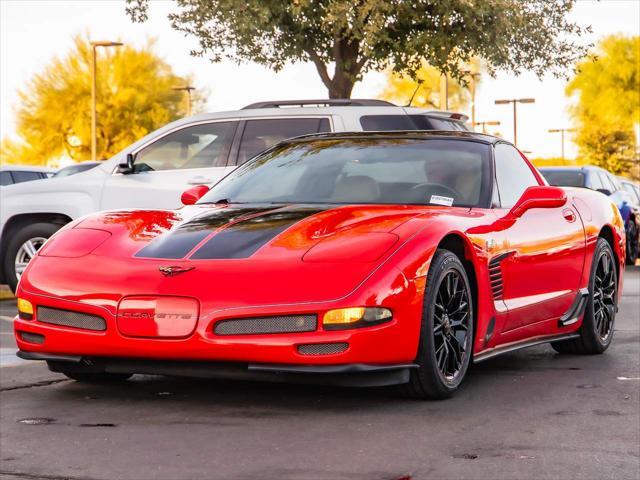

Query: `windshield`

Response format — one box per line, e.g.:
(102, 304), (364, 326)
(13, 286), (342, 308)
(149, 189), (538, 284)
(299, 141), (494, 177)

(199, 138), (491, 207)
(540, 169), (585, 188)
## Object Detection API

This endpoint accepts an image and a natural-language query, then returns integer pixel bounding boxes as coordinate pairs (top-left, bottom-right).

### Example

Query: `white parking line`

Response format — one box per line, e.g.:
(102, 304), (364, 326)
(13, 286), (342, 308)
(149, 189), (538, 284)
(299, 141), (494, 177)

(0, 348), (28, 367)
(617, 376), (640, 381)
(0, 315), (15, 322)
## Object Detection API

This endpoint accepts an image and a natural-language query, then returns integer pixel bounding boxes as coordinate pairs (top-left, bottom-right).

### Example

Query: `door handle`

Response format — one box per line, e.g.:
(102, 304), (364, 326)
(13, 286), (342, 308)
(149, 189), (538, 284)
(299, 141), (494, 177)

(188, 176), (213, 185)
(563, 208), (576, 223)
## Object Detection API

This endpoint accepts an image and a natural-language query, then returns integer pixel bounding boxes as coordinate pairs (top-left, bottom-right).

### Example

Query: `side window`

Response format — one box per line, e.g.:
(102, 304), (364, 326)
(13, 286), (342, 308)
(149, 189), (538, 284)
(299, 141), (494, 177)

(0, 171), (13, 186)
(494, 143), (539, 208)
(134, 122), (236, 172)
(598, 172), (615, 193)
(12, 171), (43, 184)
(587, 171), (604, 190)
(236, 118), (331, 165)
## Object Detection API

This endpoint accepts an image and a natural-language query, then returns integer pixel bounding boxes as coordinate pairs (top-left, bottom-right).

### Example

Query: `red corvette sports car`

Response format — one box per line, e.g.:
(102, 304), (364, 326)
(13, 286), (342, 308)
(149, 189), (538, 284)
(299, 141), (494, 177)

(14, 132), (625, 399)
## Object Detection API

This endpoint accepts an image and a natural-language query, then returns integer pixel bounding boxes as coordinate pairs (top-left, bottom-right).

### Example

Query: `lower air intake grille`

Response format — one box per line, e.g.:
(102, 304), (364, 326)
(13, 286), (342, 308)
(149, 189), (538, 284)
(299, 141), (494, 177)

(297, 342), (349, 355)
(37, 306), (106, 331)
(214, 315), (317, 335)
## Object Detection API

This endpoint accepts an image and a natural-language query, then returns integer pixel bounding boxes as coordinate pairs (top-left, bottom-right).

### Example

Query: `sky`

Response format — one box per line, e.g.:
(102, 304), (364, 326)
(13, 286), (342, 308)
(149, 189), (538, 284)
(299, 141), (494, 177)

(1, 0), (639, 161)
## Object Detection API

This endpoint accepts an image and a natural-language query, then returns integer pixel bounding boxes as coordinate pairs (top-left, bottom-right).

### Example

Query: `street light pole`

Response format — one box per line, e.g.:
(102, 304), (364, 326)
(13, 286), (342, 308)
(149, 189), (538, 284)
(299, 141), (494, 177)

(494, 98), (535, 146)
(90, 40), (123, 161)
(474, 120), (500, 134)
(172, 86), (196, 117)
(463, 70), (481, 129)
(548, 128), (575, 161)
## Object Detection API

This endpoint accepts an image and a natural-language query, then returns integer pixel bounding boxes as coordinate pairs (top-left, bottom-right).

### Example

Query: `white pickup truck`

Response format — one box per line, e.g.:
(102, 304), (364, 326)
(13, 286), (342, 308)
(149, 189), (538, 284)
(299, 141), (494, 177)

(0, 99), (469, 291)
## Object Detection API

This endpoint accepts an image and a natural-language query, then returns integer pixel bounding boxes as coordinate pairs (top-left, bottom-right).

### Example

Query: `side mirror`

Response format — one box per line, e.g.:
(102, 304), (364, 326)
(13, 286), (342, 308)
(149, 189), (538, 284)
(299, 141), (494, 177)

(597, 188), (612, 196)
(117, 153), (135, 174)
(509, 185), (567, 218)
(181, 185), (210, 206)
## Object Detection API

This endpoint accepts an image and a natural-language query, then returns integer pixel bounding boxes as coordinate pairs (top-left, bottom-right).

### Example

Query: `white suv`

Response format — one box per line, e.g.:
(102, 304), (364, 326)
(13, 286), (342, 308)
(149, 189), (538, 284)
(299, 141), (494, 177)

(0, 99), (469, 291)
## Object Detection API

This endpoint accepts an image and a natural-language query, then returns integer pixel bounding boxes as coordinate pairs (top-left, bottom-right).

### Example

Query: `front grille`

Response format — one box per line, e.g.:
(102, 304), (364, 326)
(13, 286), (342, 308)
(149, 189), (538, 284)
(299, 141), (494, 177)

(214, 315), (317, 335)
(297, 342), (348, 355)
(37, 306), (106, 331)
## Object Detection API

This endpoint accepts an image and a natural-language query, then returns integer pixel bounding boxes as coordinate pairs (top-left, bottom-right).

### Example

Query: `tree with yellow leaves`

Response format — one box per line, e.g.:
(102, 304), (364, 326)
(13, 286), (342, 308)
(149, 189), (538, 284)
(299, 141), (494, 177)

(1, 35), (201, 166)
(379, 59), (478, 112)
(566, 35), (639, 177)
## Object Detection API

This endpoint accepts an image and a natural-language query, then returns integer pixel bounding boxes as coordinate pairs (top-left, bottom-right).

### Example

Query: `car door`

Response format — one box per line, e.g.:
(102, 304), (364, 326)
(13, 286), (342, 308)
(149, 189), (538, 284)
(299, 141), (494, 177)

(492, 143), (585, 331)
(229, 117), (332, 166)
(101, 120), (238, 210)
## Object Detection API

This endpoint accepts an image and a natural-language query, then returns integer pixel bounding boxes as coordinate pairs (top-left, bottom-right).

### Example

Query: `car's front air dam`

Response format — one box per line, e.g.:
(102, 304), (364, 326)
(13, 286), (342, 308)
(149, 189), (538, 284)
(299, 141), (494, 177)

(18, 351), (419, 387)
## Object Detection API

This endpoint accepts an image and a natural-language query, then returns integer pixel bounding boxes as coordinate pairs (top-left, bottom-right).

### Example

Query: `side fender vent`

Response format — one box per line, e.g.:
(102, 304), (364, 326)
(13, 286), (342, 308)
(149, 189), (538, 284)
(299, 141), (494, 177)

(488, 257), (504, 300)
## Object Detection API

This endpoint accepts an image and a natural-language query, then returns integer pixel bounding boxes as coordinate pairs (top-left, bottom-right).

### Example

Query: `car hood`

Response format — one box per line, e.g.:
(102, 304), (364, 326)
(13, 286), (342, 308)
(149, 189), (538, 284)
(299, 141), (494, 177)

(23, 204), (432, 306)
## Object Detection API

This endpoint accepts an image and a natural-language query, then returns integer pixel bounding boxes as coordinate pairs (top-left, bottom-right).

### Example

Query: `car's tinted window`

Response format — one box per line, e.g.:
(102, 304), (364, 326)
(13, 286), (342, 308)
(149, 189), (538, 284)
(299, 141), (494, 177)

(540, 170), (585, 187)
(494, 143), (539, 208)
(11, 171), (43, 184)
(0, 171), (13, 186)
(359, 115), (468, 132)
(134, 122), (236, 172)
(200, 138), (492, 207)
(360, 115), (417, 131)
(236, 118), (331, 165)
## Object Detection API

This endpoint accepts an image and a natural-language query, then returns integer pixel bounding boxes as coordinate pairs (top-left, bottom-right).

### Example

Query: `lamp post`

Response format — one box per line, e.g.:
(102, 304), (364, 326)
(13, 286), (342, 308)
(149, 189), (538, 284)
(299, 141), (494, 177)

(494, 98), (535, 146)
(463, 70), (481, 128)
(90, 40), (123, 161)
(474, 120), (500, 134)
(548, 128), (575, 161)
(172, 85), (196, 117)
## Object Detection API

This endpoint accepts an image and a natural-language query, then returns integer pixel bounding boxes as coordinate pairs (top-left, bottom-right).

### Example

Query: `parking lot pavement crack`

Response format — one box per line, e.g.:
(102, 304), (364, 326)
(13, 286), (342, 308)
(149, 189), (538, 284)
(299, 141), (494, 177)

(0, 470), (107, 480)
(0, 379), (70, 392)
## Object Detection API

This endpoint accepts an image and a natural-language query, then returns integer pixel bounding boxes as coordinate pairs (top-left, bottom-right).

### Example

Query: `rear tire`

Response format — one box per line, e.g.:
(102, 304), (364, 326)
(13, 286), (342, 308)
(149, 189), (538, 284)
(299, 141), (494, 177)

(401, 249), (474, 399)
(625, 219), (638, 265)
(3, 222), (61, 293)
(552, 238), (617, 355)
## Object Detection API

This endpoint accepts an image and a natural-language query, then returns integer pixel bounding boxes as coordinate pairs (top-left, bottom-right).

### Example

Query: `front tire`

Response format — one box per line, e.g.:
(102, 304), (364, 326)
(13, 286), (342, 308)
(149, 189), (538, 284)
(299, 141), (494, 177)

(552, 238), (617, 354)
(401, 249), (474, 399)
(3, 222), (61, 293)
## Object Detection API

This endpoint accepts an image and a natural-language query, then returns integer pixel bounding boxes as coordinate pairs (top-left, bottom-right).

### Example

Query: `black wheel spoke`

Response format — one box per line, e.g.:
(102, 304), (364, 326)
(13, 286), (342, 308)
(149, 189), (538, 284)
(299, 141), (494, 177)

(593, 251), (616, 342)
(433, 270), (471, 381)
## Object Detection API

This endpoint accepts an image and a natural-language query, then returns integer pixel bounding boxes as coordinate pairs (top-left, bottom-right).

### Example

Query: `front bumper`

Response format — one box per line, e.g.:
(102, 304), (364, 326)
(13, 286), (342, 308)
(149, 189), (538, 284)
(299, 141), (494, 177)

(14, 273), (424, 372)
(18, 351), (418, 387)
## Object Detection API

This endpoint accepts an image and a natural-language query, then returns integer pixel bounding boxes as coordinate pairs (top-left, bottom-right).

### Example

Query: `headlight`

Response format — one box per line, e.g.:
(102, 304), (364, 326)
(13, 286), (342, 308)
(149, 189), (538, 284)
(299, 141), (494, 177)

(38, 228), (111, 258)
(323, 307), (392, 330)
(17, 298), (34, 320)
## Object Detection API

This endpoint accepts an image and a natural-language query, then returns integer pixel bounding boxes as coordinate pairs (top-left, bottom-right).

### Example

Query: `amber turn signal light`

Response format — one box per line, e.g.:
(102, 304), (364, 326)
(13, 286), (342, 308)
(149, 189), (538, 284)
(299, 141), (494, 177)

(17, 298), (34, 320)
(323, 307), (392, 330)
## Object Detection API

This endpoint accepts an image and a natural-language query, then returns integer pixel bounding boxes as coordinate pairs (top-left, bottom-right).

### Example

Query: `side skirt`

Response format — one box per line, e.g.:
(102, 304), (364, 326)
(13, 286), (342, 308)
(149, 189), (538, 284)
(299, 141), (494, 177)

(473, 333), (580, 363)
(558, 287), (590, 327)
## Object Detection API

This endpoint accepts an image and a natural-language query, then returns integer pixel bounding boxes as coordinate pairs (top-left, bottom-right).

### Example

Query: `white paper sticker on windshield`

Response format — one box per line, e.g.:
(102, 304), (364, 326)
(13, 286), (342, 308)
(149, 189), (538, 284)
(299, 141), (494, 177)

(430, 195), (454, 206)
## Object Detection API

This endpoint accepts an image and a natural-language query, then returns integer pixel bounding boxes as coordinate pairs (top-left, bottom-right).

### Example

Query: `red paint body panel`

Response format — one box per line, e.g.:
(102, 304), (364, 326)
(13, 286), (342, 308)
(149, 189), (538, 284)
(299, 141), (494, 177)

(15, 187), (625, 368)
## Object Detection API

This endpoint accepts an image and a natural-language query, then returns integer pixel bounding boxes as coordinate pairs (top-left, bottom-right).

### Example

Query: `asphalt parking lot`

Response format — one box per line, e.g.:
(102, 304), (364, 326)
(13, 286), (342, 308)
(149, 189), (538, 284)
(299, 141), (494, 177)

(0, 267), (638, 480)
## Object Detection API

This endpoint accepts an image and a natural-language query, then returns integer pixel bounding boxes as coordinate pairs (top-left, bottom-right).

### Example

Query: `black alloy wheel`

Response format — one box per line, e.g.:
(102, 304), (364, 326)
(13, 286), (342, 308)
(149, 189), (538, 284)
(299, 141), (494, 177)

(552, 238), (617, 355)
(401, 249), (474, 399)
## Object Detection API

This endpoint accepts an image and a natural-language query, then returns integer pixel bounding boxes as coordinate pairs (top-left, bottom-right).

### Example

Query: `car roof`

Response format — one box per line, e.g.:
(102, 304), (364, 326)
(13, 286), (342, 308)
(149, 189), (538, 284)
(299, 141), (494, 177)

(186, 105), (470, 123)
(280, 130), (501, 145)
(0, 164), (55, 173)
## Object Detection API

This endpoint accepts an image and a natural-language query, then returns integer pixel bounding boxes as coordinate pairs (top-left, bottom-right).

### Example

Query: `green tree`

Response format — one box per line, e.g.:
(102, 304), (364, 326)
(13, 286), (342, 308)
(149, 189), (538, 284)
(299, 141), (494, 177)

(1, 36), (200, 165)
(126, 0), (588, 99)
(566, 35), (639, 176)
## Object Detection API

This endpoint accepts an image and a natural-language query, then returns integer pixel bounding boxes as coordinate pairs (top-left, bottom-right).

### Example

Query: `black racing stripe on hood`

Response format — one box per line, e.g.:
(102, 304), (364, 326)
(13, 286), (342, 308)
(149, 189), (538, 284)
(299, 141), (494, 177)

(190, 207), (328, 260)
(135, 206), (275, 259)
